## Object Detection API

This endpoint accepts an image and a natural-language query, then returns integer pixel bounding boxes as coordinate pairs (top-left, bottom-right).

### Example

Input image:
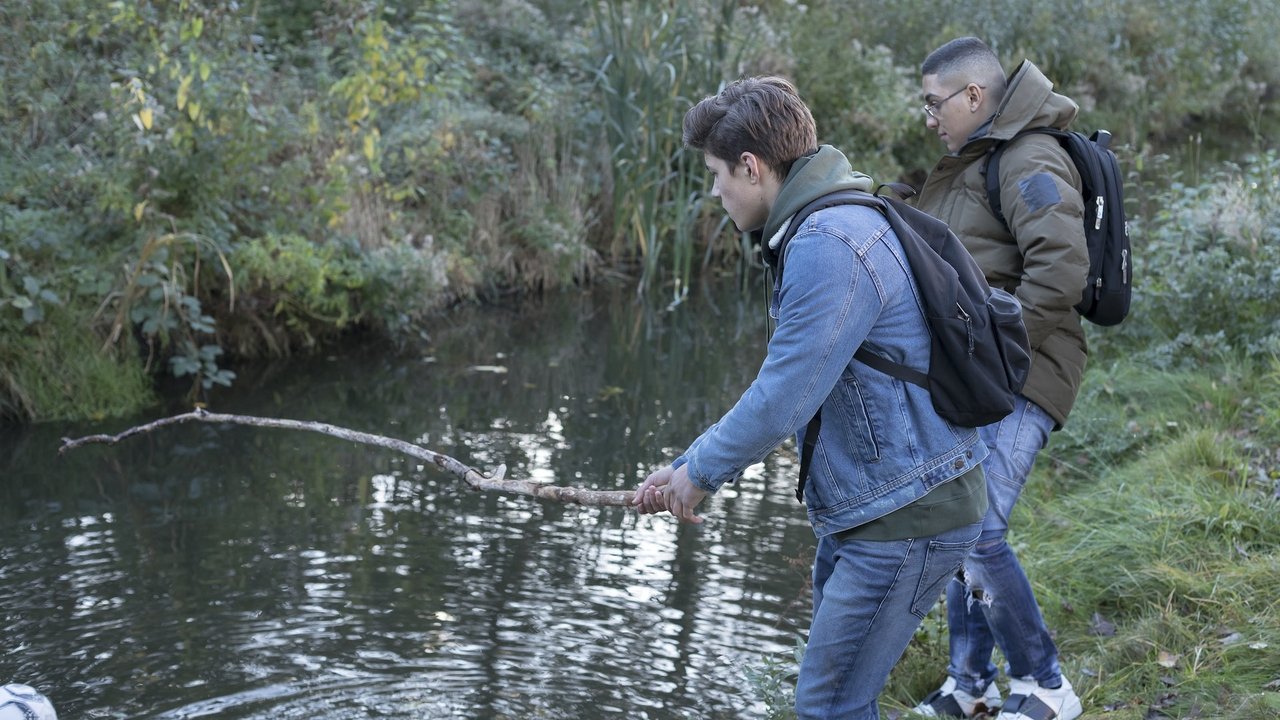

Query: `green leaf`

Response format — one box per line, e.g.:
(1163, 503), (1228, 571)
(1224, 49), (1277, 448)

(170, 355), (200, 377)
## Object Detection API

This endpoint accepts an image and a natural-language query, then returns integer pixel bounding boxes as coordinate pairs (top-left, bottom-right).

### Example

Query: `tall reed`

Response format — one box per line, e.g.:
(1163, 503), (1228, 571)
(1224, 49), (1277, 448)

(589, 0), (748, 302)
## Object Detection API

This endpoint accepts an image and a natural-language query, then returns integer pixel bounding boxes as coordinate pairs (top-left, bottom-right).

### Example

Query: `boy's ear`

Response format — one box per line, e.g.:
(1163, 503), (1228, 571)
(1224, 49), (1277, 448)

(740, 151), (763, 183)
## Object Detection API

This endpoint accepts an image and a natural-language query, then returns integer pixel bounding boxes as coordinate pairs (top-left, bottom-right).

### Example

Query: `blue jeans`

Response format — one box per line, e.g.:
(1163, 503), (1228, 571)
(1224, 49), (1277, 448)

(796, 521), (982, 719)
(946, 395), (1062, 694)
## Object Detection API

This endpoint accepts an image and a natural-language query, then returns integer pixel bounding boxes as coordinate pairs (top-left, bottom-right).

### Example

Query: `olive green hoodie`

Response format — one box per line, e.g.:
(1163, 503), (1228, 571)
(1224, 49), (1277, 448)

(759, 144), (874, 252)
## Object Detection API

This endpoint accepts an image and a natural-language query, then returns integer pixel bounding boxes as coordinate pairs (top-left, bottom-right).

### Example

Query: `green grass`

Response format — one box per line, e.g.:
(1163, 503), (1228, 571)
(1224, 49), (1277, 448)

(1007, 359), (1280, 719)
(0, 307), (155, 423)
(751, 356), (1280, 719)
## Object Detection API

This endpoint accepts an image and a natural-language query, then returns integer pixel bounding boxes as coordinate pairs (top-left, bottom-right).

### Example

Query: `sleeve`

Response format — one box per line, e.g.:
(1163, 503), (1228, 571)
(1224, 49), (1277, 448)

(997, 137), (1090, 349)
(680, 219), (886, 493)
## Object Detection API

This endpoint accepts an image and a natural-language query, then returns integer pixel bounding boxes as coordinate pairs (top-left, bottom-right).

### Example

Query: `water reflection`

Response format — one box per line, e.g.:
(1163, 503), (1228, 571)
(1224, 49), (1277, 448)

(0, 280), (818, 719)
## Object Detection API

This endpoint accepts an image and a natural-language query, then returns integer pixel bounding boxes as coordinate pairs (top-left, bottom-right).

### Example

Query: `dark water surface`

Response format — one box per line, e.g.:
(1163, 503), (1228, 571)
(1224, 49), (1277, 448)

(1, 281), (822, 719)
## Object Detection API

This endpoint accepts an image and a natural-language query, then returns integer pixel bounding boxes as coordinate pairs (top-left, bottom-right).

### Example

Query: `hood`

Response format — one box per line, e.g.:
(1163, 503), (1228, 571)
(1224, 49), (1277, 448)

(760, 144), (873, 245)
(983, 59), (1079, 142)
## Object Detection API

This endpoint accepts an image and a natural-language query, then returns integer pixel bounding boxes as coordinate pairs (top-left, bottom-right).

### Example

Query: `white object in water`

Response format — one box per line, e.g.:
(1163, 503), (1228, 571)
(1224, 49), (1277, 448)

(0, 684), (57, 720)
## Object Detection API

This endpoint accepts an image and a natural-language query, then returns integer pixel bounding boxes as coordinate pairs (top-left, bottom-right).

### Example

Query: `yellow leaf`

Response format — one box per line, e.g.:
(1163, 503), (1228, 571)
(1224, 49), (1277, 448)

(192, 17), (204, 38)
(187, 101), (200, 121)
(138, 108), (153, 130)
(177, 74), (193, 111)
(199, 61), (211, 82)
(362, 133), (376, 162)
(133, 201), (147, 222)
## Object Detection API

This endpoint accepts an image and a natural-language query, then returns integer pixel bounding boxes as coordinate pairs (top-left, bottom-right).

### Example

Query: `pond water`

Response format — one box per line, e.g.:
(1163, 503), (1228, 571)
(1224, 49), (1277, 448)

(0, 280), (826, 719)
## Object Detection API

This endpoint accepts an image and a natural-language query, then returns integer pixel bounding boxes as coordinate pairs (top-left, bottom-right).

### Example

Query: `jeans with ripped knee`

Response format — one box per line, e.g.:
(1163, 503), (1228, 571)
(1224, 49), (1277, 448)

(945, 395), (1064, 695)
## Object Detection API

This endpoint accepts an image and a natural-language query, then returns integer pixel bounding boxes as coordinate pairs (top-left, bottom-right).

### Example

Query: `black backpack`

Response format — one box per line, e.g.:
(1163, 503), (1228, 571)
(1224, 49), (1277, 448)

(984, 128), (1132, 326)
(765, 188), (1031, 502)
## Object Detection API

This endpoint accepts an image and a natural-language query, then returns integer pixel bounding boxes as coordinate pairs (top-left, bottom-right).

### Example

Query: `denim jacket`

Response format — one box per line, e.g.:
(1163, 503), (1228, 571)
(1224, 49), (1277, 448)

(679, 202), (988, 538)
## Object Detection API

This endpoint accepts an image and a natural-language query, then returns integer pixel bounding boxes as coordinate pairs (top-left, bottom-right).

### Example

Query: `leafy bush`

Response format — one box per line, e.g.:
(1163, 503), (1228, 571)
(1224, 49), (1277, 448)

(224, 233), (450, 356)
(1097, 151), (1280, 367)
(817, 0), (1280, 162)
(775, 8), (919, 183)
(4, 0), (1280, 422)
(0, 0), (600, 420)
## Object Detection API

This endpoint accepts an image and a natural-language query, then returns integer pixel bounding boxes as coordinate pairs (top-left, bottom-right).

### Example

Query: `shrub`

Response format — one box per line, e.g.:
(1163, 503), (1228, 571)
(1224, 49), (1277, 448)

(1099, 151), (1280, 368)
(775, 8), (919, 183)
(5, 0), (1280, 422)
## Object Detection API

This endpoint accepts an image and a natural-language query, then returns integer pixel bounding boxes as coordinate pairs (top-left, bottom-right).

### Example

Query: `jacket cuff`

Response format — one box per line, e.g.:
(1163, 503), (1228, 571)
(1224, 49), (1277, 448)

(682, 455), (720, 494)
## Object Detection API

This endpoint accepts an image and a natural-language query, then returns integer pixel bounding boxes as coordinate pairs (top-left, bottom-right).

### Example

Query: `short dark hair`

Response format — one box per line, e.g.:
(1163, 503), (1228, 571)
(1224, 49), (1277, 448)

(682, 76), (817, 179)
(922, 37), (1007, 101)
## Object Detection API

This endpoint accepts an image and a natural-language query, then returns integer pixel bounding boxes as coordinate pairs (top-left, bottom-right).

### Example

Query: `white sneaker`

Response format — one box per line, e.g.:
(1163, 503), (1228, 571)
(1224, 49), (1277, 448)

(912, 676), (1004, 718)
(995, 675), (1082, 720)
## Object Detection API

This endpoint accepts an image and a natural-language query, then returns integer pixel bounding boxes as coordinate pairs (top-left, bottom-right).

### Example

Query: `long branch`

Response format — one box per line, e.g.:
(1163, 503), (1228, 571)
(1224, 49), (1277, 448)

(59, 409), (637, 508)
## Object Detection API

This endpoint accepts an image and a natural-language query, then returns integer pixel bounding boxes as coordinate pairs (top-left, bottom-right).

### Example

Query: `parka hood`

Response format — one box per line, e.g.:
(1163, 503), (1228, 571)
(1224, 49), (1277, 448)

(983, 60), (1079, 143)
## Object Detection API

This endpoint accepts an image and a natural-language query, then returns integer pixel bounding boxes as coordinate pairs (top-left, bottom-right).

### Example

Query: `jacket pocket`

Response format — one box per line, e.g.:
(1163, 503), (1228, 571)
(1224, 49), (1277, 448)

(832, 372), (881, 464)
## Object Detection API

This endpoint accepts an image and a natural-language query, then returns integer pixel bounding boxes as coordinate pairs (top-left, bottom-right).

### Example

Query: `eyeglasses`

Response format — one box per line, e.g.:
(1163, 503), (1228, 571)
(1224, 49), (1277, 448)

(923, 84), (983, 118)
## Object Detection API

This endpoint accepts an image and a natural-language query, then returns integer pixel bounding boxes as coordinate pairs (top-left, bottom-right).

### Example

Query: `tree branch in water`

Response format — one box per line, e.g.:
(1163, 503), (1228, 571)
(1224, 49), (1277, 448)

(59, 409), (637, 508)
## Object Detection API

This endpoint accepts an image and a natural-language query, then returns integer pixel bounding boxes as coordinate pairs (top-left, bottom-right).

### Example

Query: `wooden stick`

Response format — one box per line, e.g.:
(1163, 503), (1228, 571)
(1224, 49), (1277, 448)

(60, 409), (637, 508)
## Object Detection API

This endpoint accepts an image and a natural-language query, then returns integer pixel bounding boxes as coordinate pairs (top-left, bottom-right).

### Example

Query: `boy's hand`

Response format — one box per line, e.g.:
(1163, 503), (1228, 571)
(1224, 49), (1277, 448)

(633, 464), (707, 524)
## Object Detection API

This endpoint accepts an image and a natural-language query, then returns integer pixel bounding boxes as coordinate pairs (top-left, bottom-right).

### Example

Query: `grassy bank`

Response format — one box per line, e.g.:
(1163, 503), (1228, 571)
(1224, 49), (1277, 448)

(748, 356), (1280, 719)
(897, 357), (1280, 719)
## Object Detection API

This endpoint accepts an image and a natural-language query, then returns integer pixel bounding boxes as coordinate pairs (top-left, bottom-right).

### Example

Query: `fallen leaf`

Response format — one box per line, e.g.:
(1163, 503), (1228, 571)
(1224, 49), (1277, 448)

(1157, 651), (1179, 668)
(1090, 611), (1117, 636)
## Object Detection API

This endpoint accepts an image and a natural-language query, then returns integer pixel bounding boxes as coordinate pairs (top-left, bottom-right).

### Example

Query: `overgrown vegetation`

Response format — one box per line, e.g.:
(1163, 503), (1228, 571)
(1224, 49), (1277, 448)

(2, 0), (1279, 424)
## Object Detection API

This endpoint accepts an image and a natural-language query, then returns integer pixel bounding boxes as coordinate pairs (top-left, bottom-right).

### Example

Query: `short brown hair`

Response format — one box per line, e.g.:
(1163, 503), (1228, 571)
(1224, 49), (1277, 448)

(682, 76), (817, 180)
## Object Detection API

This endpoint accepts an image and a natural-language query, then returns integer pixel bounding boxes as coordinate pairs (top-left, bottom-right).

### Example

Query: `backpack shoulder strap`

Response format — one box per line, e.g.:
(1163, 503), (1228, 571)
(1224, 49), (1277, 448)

(982, 127), (1070, 231)
(771, 189), (930, 389)
(785, 189), (940, 503)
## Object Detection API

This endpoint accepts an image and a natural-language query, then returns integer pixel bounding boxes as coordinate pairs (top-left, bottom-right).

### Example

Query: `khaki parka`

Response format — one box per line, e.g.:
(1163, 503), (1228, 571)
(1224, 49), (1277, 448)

(915, 60), (1090, 428)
